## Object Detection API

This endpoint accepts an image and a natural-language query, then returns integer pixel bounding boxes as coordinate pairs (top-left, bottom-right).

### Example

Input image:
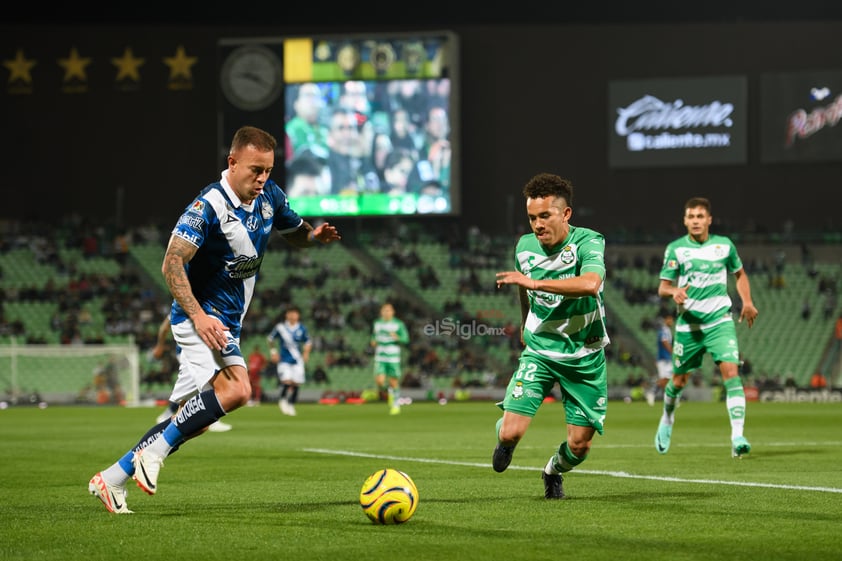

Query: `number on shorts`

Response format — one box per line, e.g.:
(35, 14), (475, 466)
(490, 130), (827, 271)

(514, 361), (537, 381)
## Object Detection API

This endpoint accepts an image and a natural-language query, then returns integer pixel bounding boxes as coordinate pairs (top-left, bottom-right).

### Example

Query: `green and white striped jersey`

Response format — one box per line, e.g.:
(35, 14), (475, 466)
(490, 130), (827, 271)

(660, 234), (743, 329)
(515, 226), (609, 361)
(371, 318), (409, 364)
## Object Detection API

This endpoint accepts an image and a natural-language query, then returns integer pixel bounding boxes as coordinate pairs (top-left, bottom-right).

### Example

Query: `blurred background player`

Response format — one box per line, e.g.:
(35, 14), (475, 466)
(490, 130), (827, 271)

(655, 196), (758, 458)
(370, 302), (410, 415)
(646, 313), (674, 406)
(268, 306), (312, 416)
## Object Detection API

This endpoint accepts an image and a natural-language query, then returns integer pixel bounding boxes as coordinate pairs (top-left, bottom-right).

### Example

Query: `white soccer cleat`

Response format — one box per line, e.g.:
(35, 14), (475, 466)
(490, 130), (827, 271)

(133, 448), (165, 495)
(208, 420), (232, 432)
(279, 399), (296, 416)
(89, 472), (133, 514)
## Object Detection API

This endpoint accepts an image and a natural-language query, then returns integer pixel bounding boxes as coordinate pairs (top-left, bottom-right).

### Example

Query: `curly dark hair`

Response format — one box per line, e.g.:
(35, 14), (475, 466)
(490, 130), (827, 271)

(522, 173), (574, 207)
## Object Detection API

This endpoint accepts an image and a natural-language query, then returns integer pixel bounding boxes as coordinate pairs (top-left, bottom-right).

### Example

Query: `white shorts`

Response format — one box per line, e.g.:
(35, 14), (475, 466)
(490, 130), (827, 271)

(277, 362), (305, 385)
(656, 359), (673, 380)
(169, 319), (246, 402)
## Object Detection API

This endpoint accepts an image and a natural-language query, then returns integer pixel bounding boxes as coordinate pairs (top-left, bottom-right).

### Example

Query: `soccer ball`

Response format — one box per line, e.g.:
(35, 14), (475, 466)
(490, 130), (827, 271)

(359, 468), (419, 524)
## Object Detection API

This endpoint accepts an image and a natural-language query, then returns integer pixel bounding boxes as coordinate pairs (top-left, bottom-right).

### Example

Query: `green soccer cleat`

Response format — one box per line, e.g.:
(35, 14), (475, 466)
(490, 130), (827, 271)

(731, 436), (751, 458)
(655, 422), (672, 454)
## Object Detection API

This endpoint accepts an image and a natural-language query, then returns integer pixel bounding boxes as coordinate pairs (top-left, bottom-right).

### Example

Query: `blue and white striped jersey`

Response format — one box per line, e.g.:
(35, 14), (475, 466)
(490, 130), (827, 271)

(267, 321), (310, 366)
(169, 170), (303, 338)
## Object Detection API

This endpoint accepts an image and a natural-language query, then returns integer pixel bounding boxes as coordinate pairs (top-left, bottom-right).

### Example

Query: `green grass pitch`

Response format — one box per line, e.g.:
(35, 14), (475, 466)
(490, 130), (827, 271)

(1, 399), (840, 561)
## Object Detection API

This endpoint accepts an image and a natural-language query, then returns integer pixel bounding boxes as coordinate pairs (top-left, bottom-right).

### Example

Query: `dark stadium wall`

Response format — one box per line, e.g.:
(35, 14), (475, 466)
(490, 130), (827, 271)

(2, 21), (841, 240)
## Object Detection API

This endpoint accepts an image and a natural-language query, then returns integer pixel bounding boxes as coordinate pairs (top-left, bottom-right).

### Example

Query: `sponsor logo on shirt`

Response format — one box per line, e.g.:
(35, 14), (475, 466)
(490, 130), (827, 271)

(226, 254), (262, 279)
(174, 230), (200, 245)
(177, 214), (204, 229)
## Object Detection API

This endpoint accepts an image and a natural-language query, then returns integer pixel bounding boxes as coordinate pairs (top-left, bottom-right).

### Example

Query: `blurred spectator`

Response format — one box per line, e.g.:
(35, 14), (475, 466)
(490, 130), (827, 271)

(286, 154), (326, 198)
(311, 364), (330, 385)
(247, 344), (268, 405)
(285, 83), (329, 158)
(113, 229), (130, 265)
(389, 107), (419, 159)
(381, 148), (415, 195)
(810, 372), (828, 389)
(326, 108), (371, 194)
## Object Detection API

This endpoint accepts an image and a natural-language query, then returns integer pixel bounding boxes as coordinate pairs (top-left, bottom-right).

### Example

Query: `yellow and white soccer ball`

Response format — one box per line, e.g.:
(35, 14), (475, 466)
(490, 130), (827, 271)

(359, 468), (419, 524)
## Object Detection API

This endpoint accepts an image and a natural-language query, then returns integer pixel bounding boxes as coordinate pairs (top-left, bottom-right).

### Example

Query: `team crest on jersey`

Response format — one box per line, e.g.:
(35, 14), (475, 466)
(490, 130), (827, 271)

(511, 381), (524, 400)
(189, 200), (205, 214)
(245, 215), (259, 232)
(714, 245), (726, 258)
(559, 245), (575, 265)
(261, 201), (273, 220)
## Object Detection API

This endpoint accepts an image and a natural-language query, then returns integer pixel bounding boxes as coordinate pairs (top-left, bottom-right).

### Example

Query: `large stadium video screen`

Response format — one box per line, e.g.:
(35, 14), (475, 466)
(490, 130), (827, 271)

(218, 31), (460, 218)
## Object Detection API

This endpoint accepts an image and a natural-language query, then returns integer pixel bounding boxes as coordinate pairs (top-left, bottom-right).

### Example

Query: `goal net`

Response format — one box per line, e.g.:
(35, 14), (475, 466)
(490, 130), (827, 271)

(0, 342), (140, 407)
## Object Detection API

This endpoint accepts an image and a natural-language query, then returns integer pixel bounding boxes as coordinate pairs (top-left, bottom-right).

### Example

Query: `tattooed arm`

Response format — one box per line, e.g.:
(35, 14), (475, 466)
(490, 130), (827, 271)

(161, 235), (229, 350)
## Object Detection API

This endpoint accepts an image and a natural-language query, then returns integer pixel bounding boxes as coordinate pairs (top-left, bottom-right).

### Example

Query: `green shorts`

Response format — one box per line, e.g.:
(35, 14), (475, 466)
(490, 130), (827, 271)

(374, 361), (401, 379)
(673, 319), (740, 374)
(498, 349), (607, 434)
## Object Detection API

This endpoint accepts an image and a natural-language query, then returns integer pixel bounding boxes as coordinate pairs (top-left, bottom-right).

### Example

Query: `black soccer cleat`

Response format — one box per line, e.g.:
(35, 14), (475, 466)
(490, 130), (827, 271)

(542, 471), (566, 499)
(492, 443), (515, 472)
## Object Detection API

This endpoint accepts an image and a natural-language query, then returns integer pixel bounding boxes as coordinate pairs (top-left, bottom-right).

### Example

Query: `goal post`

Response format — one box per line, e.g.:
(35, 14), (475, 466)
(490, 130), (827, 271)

(0, 341), (140, 407)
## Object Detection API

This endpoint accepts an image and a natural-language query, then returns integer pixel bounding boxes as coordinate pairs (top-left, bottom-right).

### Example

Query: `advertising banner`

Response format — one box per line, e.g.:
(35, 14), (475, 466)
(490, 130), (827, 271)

(608, 76), (747, 168)
(760, 69), (842, 163)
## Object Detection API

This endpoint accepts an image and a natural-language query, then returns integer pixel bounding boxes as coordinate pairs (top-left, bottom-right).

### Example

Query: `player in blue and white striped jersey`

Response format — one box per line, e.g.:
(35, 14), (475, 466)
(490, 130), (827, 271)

(89, 126), (340, 513)
(268, 306), (312, 416)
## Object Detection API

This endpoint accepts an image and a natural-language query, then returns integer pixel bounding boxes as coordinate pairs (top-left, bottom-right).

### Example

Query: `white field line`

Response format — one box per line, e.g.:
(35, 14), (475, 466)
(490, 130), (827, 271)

(304, 447), (842, 494)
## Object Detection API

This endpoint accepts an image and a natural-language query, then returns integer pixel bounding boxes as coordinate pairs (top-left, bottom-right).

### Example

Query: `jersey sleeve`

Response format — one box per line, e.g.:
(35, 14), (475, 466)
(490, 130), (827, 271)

(172, 196), (213, 248)
(579, 231), (606, 278)
(268, 182), (304, 234)
(726, 238), (744, 273)
(659, 244), (679, 282)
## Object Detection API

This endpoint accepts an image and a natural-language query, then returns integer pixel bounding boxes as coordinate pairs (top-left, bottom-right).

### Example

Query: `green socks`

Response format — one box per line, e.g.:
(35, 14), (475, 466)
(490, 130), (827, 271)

(548, 441), (586, 473)
(724, 376), (747, 437)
